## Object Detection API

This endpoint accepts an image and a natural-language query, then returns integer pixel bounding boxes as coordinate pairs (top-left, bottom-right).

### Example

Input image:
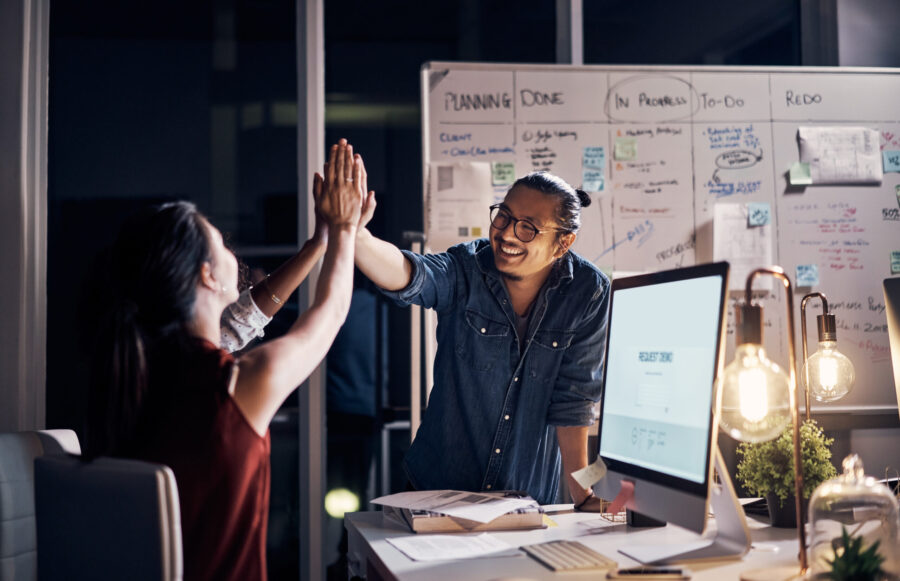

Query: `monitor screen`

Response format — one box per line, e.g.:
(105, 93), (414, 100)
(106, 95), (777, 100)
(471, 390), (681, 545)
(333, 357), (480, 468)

(598, 262), (728, 498)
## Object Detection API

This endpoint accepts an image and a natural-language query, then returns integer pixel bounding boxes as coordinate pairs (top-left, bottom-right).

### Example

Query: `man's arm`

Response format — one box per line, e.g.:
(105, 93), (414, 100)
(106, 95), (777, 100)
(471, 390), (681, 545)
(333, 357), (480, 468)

(354, 227), (413, 291)
(556, 426), (606, 510)
(350, 157), (413, 291)
(550, 274), (611, 510)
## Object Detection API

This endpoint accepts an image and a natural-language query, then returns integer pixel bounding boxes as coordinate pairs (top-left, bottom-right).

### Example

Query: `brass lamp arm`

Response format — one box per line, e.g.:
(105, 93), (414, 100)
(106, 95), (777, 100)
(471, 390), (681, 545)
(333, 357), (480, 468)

(745, 267), (806, 573)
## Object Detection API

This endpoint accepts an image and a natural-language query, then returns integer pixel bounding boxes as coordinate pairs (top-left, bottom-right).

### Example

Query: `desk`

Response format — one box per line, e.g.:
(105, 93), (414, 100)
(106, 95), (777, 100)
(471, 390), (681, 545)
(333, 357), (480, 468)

(346, 510), (803, 580)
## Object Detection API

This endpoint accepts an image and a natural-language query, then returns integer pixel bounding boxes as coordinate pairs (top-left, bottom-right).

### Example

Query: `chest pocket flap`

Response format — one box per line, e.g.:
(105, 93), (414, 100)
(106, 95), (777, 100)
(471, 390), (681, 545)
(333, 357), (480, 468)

(464, 309), (509, 338)
(531, 329), (575, 351)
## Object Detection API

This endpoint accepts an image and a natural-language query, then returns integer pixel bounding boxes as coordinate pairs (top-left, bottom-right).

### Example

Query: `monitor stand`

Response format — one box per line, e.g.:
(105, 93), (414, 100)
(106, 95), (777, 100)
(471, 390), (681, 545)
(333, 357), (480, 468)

(618, 447), (752, 565)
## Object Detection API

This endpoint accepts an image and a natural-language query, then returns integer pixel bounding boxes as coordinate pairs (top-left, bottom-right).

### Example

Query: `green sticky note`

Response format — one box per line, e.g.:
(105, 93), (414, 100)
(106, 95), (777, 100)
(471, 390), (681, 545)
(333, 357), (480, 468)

(614, 137), (637, 161)
(892, 251), (900, 274)
(491, 162), (515, 186)
(790, 162), (812, 185)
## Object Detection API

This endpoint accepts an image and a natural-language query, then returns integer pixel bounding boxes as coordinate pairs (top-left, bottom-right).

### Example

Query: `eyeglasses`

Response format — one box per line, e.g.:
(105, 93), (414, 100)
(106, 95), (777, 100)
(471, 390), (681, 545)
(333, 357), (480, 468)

(489, 204), (565, 243)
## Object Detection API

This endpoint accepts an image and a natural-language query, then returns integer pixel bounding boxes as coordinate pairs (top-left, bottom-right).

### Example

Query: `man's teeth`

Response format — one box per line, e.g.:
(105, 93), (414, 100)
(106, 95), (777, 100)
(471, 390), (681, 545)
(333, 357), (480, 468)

(501, 245), (524, 256)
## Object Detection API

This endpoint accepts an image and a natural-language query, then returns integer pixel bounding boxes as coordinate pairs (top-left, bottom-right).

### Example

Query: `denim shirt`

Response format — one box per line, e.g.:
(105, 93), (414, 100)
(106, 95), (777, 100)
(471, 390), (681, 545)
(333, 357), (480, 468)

(381, 239), (610, 504)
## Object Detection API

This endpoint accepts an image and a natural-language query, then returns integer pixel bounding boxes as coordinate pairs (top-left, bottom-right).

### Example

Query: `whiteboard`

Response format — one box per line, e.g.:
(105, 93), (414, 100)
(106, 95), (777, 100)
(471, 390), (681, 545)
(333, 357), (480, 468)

(421, 62), (900, 413)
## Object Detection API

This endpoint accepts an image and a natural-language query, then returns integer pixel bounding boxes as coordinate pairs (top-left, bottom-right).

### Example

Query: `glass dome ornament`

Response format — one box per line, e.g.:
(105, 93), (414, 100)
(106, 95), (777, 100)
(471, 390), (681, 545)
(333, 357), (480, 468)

(808, 454), (900, 580)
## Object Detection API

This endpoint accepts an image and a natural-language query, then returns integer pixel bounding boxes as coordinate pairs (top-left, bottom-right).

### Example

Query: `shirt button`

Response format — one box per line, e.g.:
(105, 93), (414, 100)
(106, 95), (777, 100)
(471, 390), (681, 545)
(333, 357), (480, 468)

(514, 377), (519, 382)
(486, 484), (492, 489)
(552, 341), (558, 347)
(504, 414), (510, 420)
(481, 327), (486, 333)
(495, 448), (501, 454)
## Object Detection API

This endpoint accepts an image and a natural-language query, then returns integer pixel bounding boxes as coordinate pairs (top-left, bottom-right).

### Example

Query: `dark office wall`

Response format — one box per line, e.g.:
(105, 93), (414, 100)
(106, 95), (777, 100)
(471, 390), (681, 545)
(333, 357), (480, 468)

(46, 37), (212, 432)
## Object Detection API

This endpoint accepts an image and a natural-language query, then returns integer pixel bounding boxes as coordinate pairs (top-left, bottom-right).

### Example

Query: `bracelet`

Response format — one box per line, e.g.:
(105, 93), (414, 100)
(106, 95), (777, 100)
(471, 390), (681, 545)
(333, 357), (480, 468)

(262, 276), (283, 305)
(574, 490), (595, 511)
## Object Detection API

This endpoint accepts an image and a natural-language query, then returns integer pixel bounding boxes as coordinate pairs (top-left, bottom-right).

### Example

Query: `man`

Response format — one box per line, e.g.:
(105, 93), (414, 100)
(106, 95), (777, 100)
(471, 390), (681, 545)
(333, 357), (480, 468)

(355, 168), (610, 508)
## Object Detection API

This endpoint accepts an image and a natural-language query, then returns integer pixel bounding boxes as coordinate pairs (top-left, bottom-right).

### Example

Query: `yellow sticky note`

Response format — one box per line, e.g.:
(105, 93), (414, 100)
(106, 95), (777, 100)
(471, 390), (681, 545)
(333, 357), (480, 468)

(614, 137), (637, 161)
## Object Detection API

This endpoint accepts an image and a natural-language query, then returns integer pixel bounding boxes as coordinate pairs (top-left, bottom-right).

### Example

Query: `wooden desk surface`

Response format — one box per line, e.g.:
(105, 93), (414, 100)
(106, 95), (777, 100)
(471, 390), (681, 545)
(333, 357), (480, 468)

(346, 510), (804, 581)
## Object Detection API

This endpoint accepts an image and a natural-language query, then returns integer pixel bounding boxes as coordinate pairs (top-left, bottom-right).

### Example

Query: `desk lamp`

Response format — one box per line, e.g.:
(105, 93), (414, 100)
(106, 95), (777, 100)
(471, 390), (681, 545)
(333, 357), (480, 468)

(800, 292), (855, 414)
(717, 267), (808, 579)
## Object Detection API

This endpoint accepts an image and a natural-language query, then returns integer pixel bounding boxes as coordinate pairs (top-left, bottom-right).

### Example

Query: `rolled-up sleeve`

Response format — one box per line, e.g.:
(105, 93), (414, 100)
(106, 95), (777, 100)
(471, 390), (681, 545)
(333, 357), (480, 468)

(546, 281), (610, 426)
(220, 289), (272, 353)
(378, 249), (459, 312)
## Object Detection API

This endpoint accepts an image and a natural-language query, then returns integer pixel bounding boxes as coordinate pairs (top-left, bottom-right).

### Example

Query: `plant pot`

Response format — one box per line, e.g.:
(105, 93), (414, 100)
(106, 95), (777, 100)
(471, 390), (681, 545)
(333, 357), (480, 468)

(766, 493), (809, 528)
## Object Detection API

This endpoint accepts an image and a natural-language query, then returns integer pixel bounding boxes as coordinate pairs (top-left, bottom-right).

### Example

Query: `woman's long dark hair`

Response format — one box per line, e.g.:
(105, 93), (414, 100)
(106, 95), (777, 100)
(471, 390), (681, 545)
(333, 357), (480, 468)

(86, 201), (211, 458)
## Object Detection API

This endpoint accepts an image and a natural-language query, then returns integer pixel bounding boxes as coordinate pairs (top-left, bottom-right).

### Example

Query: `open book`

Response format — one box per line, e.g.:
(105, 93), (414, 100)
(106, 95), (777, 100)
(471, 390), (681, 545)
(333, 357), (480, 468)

(381, 491), (545, 533)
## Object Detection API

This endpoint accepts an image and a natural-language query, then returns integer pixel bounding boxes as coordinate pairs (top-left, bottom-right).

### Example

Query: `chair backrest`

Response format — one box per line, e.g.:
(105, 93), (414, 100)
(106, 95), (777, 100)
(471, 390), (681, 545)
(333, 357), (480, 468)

(34, 456), (182, 581)
(0, 430), (80, 581)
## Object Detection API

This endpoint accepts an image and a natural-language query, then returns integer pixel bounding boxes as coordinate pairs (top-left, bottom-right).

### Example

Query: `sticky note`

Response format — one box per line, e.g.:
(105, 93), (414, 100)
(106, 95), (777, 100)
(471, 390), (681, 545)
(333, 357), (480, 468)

(796, 264), (819, 287)
(747, 202), (771, 226)
(614, 137), (637, 161)
(490, 162), (515, 186)
(583, 146), (605, 170)
(790, 162), (812, 185)
(883, 150), (900, 173)
(471, 227), (482, 237)
(892, 251), (900, 274)
(582, 169), (604, 192)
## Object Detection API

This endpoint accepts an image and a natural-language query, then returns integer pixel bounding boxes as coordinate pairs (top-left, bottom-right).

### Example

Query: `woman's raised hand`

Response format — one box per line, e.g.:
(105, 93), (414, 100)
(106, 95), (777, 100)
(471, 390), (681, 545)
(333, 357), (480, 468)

(317, 139), (363, 229)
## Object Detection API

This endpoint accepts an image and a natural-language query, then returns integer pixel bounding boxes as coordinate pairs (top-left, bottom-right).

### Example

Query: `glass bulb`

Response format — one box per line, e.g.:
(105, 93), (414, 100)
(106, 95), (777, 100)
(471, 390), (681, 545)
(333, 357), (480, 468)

(802, 340), (855, 402)
(719, 344), (792, 443)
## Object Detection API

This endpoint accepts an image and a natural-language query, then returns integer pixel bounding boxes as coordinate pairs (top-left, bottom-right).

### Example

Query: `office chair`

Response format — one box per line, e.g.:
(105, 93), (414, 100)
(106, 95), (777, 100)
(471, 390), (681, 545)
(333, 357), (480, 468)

(34, 455), (182, 581)
(0, 430), (80, 581)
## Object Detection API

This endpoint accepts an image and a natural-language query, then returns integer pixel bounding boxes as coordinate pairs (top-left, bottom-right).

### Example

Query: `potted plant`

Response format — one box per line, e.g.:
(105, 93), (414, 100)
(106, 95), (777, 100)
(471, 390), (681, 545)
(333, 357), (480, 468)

(820, 526), (889, 581)
(736, 419), (837, 527)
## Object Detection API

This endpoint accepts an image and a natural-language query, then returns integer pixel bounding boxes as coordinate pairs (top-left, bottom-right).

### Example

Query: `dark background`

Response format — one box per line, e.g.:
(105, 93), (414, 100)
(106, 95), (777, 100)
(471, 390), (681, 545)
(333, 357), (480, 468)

(45, 0), (898, 577)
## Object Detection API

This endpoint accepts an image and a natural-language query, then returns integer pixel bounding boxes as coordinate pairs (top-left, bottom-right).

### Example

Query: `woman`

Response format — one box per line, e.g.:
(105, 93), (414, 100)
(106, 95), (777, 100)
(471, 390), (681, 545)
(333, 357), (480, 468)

(88, 141), (363, 580)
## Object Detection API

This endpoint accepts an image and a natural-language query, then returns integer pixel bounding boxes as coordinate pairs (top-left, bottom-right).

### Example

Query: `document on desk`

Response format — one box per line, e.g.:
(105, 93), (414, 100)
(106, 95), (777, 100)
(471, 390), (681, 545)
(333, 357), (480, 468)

(371, 490), (536, 523)
(386, 533), (515, 562)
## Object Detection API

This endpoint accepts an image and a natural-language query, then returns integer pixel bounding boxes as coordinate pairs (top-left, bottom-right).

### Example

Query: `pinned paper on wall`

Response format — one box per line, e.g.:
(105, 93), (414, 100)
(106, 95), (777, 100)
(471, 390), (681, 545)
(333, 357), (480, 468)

(798, 126), (883, 184)
(582, 170), (604, 192)
(789, 162), (812, 186)
(747, 202), (771, 226)
(427, 162), (497, 252)
(491, 161), (516, 186)
(713, 203), (773, 291)
(892, 251), (900, 274)
(884, 151), (900, 173)
(796, 264), (820, 287)
(614, 137), (637, 161)
(582, 146), (605, 191)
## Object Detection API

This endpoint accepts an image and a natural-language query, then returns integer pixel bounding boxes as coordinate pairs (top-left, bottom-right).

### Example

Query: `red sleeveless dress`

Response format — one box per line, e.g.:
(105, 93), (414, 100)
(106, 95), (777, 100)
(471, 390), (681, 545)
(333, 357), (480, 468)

(130, 339), (270, 581)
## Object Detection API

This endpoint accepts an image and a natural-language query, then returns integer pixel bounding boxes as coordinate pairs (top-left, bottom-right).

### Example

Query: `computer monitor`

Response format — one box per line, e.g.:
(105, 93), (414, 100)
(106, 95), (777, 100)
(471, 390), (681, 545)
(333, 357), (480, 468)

(884, 277), (900, 419)
(592, 261), (750, 564)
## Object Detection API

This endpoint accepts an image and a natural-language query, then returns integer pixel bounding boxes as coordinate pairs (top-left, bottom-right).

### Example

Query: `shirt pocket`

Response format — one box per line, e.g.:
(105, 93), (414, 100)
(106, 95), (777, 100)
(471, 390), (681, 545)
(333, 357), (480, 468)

(456, 309), (510, 372)
(527, 329), (576, 382)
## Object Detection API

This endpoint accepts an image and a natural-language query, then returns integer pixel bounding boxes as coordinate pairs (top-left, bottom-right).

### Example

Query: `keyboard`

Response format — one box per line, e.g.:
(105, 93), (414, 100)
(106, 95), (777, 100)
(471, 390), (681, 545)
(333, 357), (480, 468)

(521, 540), (618, 572)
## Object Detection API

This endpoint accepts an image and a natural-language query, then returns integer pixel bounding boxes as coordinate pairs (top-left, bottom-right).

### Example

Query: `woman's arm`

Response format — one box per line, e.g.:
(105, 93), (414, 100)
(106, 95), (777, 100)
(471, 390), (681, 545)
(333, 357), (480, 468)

(232, 140), (362, 435)
(220, 174), (328, 352)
